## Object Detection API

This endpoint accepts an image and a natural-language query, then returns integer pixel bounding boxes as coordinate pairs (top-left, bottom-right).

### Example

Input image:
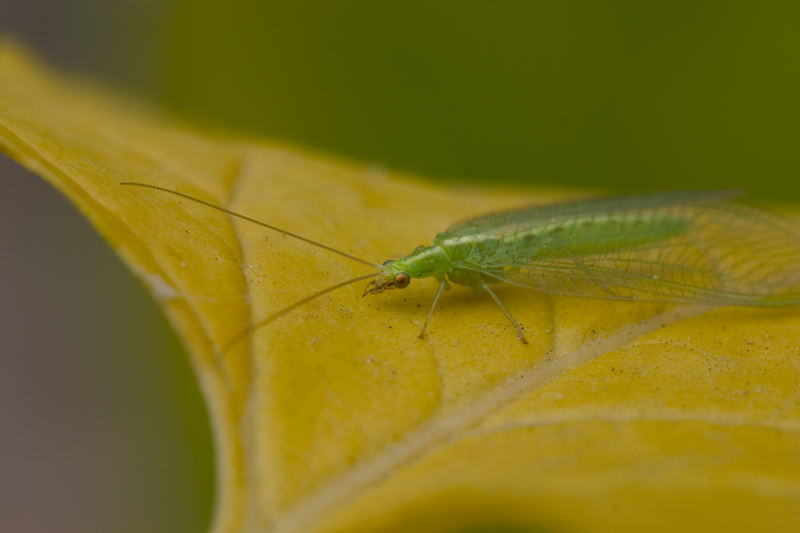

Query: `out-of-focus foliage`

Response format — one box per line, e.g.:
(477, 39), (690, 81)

(164, 1), (800, 199)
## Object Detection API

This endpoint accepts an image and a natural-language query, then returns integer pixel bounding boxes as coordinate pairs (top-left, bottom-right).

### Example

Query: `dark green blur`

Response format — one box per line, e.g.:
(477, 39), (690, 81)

(163, 1), (800, 200)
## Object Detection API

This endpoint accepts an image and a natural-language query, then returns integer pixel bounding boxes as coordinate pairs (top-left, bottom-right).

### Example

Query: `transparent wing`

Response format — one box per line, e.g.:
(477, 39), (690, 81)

(456, 201), (800, 306)
(438, 190), (741, 241)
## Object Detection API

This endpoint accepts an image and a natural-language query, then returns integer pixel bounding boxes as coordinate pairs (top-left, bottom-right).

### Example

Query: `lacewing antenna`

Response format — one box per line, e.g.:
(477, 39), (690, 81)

(119, 182), (377, 267)
(121, 182), (382, 350)
(221, 272), (379, 353)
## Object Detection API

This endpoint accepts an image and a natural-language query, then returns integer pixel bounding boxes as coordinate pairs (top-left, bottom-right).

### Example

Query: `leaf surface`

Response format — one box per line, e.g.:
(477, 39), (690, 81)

(2, 42), (799, 533)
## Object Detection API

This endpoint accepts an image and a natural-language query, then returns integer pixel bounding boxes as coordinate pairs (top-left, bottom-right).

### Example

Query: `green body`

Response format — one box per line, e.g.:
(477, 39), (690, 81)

(378, 191), (800, 306)
(393, 212), (690, 287)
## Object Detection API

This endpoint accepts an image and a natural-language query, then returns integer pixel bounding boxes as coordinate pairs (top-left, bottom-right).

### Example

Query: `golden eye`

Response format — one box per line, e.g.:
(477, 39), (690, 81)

(393, 272), (411, 289)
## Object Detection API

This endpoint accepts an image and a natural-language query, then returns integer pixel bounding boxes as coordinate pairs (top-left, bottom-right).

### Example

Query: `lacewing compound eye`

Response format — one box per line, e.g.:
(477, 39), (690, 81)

(393, 272), (411, 288)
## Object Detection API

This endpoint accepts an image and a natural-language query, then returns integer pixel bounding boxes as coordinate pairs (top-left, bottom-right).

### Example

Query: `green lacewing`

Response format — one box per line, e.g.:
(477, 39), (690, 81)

(121, 184), (800, 345)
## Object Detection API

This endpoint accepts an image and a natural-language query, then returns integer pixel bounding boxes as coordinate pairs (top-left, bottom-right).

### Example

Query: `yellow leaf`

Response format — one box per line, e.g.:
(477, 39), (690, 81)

(2, 41), (800, 533)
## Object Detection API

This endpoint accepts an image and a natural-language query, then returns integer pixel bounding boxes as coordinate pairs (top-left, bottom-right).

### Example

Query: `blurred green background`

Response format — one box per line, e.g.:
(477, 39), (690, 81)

(162, 1), (800, 199)
(2, 2), (800, 532)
